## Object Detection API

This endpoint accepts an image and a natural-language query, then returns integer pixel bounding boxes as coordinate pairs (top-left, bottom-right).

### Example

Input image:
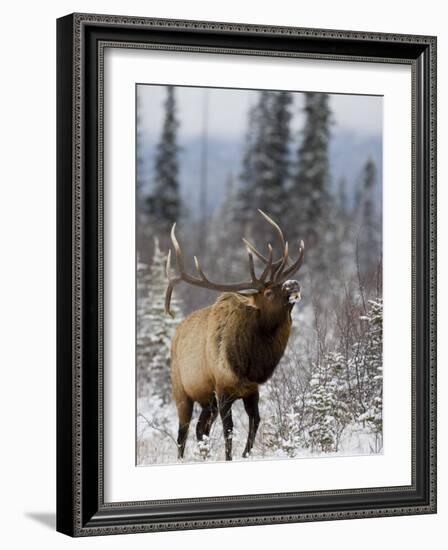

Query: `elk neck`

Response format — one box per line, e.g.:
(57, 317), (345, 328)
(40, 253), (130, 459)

(217, 294), (292, 385)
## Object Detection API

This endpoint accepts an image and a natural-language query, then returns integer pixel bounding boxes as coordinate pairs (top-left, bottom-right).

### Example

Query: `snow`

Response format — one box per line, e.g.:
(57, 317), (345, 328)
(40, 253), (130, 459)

(135, 88), (383, 467)
(136, 394), (381, 466)
(136, 299), (383, 465)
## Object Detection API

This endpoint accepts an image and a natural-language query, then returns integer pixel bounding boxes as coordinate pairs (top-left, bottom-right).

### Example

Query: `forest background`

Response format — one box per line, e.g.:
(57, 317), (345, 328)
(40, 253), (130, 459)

(136, 85), (383, 464)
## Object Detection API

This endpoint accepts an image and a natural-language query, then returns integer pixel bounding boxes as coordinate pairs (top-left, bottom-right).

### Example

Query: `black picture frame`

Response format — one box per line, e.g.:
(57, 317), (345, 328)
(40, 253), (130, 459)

(56, 13), (437, 537)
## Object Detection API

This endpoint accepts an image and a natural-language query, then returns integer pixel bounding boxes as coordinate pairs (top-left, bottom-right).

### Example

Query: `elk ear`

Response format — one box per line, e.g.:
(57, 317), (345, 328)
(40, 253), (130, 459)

(237, 289), (259, 296)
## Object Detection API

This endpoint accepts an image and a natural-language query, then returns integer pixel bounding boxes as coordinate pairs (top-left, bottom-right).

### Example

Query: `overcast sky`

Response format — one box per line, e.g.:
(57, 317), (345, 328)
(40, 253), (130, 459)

(137, 84), (383, 144)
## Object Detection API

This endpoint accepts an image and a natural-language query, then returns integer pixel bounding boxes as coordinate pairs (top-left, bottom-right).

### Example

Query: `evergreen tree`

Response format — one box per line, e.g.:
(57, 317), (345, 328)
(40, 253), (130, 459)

(305, 368), (336, 452)
(291, 92), (332, 245)
(277, 405), (304, 458)
(333, 175), (352, 257)
(237, 91), (292, 241)
(358, 299), (383, 448)
(136, 95), (146, 194)
(303, 352), (351, 453)
(235, 100), (260, 228)
(265, 91), (292, 213)
(338, 176), (348, 213)
(146, 86), (181, 233)
(355, 157), (380, 274)
(263, 296), (383, 457)
(137, 239), (182, 401)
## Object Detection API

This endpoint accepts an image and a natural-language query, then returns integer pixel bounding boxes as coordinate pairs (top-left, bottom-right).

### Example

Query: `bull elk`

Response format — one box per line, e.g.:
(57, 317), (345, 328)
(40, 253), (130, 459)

(165, 210), (304, 461)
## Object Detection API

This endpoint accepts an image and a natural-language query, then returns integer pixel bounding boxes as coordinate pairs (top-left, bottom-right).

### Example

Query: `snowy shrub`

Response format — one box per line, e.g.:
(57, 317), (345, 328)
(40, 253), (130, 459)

(302, 352), (352, 452)
(358, 299), (383, 450)
(137, 239), (182, 401)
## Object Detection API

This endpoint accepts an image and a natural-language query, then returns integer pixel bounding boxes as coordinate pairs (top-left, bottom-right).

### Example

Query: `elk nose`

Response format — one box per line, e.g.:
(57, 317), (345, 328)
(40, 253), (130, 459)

(288, 291), (301, 304)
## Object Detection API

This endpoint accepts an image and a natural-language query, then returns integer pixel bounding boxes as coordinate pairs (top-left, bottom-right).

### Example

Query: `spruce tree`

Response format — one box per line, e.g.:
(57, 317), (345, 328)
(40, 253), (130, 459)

(304, 361), (336, 452)
(136, 96), (146, 193)
(303, 352), (351, 453)
(355, 157), (380, 273)
(236, 100), (259, 228)
(264, 91), (292, 215)
(237, 91), (292, 241)
(338, 176), (348, 213)
(146, 86), (181, 233)
(292, 92), (332, 245)
(136, 239), (182, 401)
(358, 299), (383, 448)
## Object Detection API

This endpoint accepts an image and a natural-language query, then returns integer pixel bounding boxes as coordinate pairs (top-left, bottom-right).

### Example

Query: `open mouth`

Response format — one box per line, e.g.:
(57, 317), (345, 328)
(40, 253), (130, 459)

(288, 292), (301, 304)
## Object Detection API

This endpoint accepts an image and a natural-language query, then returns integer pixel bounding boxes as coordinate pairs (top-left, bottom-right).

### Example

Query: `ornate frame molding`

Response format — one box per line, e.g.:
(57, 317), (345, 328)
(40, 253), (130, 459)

(57, 13), (437, 537)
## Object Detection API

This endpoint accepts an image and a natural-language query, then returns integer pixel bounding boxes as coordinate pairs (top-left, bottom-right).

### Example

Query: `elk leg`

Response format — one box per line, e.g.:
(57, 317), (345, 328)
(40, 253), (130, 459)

(196, 397), (218, 441)
(242, 391), (260, 458)
(218, 394), (234, 461)
(176, 396), (193, 460)
(204, 397), (218, 437)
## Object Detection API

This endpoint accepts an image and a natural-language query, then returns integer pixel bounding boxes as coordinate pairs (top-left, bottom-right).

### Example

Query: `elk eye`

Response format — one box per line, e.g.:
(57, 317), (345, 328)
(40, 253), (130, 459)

(265, 289), (273, 298)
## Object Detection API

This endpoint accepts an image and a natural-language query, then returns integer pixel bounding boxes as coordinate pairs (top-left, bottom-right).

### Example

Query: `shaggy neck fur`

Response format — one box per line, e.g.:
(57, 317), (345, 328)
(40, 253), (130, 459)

(215, 293), (292, 385)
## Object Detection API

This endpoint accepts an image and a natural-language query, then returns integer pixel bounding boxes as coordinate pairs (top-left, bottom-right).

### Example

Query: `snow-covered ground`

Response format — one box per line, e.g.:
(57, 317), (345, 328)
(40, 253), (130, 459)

(136, 252), (383, 466)
(137, 388), (381, 466)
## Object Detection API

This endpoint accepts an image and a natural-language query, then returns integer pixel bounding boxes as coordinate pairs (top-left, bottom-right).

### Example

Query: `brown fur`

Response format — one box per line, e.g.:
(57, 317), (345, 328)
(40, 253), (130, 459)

(171, 286), (295, 460)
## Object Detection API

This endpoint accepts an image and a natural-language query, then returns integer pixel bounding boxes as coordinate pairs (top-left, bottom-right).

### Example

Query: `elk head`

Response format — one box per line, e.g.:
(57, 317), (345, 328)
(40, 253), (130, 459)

(165, 209), (304, 322)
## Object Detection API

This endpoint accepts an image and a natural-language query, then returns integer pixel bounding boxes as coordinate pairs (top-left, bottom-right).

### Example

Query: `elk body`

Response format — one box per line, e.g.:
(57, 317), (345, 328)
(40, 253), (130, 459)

(165, 210), (304, 461)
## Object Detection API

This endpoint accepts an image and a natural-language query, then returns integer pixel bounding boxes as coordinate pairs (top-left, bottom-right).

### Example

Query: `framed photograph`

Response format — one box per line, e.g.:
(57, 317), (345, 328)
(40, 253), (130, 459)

(56, 13), (437, 536)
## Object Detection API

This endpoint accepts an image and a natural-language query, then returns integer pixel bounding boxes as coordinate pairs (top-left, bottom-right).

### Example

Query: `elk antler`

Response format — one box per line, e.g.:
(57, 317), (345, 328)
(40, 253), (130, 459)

(164, 211), (304, 316)
(164, 224), (273, 316)
(277, 240), (305, 283)
(242, 209), (301, 282)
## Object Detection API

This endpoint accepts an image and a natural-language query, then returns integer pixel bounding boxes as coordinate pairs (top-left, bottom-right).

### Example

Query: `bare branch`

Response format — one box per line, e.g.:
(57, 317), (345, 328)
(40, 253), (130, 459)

(137, 412), (178, 448)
